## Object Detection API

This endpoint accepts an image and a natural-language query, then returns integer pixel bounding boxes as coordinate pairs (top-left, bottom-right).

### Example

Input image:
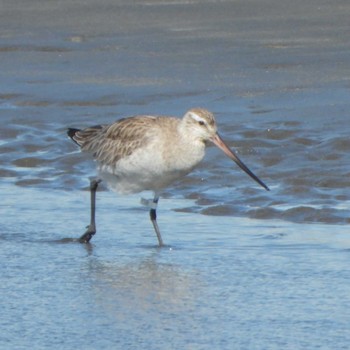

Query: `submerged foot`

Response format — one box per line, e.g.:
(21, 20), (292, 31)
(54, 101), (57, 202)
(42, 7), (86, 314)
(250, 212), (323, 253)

(78, 225), (96, 243)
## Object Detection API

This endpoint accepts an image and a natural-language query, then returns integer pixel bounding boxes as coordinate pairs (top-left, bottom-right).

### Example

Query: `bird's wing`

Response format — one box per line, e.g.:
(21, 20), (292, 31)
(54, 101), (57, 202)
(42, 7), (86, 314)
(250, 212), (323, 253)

(75, 116), (159, 166)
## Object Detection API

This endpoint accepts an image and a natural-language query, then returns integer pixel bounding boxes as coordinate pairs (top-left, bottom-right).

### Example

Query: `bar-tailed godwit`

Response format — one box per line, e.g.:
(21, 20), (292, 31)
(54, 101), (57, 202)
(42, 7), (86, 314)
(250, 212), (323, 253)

(68, 108), (269, 246)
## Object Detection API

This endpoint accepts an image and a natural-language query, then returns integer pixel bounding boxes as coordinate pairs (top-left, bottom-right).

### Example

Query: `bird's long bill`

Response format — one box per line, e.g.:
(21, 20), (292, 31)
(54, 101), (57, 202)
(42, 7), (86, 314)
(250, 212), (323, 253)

(211, 133), (270, 191)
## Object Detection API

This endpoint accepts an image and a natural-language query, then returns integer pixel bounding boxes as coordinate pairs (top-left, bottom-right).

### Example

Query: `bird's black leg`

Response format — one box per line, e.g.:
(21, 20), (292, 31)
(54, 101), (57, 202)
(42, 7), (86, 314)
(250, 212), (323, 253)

(79, 179), (101, 243)
(149, 196), (164, 247)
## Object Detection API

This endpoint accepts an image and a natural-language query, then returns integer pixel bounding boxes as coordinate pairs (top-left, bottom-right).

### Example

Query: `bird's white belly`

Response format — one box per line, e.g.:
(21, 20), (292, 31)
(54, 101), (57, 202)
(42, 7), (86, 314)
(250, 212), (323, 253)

(98, 142), (204, 194)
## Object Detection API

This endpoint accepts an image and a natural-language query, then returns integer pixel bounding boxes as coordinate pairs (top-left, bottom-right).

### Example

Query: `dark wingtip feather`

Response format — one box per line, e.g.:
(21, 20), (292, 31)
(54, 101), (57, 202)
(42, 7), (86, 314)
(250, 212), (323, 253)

(67, 128), (80, 138)
(67, 128), (81, 145)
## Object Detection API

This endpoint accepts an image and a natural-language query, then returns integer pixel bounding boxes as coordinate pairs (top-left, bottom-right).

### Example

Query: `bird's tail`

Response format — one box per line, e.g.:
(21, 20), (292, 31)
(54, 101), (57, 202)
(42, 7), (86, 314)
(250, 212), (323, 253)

(67, 128), (81, 146)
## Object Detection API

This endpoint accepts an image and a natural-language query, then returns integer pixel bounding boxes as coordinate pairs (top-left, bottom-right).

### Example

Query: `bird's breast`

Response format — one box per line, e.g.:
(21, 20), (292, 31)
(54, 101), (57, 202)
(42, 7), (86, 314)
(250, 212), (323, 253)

(97, 138), (206, 194)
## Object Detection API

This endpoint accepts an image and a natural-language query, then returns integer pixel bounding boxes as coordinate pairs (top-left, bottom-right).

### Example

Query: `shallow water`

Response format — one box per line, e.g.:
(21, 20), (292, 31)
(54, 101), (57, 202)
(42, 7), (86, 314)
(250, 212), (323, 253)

(2, 186), (350, 349)
(1, 0), (350, 349)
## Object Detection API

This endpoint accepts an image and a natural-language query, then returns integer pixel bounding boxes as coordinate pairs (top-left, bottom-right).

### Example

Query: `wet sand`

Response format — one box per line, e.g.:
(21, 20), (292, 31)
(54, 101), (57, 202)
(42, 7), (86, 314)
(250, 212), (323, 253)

(1, 0), (350, 349)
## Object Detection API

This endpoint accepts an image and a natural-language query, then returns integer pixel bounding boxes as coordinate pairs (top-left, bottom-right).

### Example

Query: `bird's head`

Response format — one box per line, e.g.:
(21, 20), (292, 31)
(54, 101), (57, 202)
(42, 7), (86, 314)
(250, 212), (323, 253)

(182, 108), (218, 143)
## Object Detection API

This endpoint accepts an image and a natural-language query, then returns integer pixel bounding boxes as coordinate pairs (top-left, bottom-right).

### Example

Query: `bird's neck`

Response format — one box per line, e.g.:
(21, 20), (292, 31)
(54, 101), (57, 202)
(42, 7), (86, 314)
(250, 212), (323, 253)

(166, 124), (206, 171)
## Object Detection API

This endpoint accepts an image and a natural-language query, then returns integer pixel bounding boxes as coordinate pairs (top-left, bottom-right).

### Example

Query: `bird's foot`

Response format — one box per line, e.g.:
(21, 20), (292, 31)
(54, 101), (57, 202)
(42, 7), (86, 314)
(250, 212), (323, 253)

(78, 225), (96, 243)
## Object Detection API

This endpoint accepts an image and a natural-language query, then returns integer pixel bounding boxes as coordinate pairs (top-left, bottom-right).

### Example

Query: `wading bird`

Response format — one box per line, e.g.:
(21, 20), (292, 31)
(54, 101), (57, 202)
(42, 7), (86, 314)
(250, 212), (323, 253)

(68, 108), (269, 246)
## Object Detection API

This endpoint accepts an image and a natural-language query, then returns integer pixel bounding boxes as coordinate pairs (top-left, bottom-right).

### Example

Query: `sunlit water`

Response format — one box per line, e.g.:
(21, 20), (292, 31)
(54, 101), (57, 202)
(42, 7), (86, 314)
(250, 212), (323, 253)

(1, 0), (350, 349)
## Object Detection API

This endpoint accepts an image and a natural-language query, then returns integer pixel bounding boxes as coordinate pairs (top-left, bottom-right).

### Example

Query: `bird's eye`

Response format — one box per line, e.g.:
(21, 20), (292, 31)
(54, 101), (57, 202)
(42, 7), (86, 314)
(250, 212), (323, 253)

(198, 120), (205, 126)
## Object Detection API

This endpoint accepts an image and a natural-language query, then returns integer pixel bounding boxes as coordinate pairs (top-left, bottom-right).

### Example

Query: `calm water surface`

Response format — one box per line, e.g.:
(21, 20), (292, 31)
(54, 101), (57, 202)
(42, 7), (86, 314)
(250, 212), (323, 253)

(1, 0), (350, 349)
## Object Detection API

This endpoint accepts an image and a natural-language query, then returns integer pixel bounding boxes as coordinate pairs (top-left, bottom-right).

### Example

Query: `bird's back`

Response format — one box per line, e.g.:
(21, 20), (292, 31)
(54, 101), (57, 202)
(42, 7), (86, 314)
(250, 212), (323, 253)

(69, 116), (173, 164)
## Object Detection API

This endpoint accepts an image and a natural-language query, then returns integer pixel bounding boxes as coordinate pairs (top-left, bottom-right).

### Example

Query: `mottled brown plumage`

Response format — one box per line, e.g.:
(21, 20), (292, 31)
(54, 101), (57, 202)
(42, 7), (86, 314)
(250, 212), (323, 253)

(71, 116), (160, 166)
